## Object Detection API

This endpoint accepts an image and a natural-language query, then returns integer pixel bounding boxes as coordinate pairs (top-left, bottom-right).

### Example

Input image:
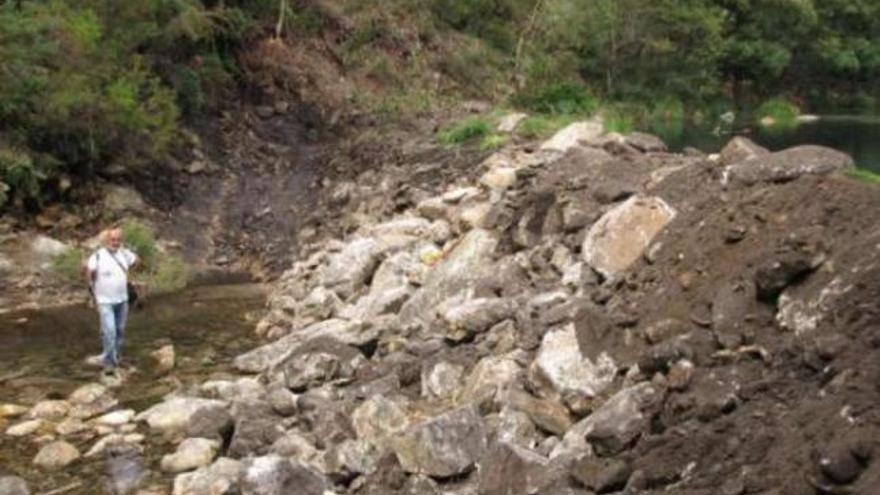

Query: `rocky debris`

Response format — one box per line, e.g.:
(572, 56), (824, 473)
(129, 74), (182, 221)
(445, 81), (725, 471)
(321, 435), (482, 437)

(0, 476), (30, 495)
(723, 145), (854, 185)
(352, 395), (410, 451)
(582, 195), (676, 281)
(438, 297), (516, 342)
(625, 132), (667, 153)
(68, 383), (119, 418)
(570, 456), (632, 493)
(320, 237), (382, 298)
(27, 400), (70, 420)
(161, 438), (220, 473)
(421, 361), (464, 399)
(33, 441), (80, 470)
(719, 136), (769, 165)
(392, 406), (487, 477)
(479, 441), (564, 495)
(103, 185), (146, 215)
(172, 457), (242, 495)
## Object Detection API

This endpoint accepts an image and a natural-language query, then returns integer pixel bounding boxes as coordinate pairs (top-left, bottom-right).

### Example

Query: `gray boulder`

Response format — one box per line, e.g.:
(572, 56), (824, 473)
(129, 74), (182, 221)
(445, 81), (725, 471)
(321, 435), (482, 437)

(135, 397), (229, 438)
(723, 145), (853, 185)
(392, 406), (487, 477)
(239, 456), (330, 495)
(719, 136), (769, 165)
(320, 237), (383, 298)
(479, 441), (566, 495)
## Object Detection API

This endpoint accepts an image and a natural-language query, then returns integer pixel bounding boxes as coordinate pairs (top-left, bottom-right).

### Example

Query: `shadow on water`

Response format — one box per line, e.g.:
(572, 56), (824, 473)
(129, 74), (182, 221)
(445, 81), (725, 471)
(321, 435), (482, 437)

(0, 284), (266, 494)
(655, 114), (880, 173)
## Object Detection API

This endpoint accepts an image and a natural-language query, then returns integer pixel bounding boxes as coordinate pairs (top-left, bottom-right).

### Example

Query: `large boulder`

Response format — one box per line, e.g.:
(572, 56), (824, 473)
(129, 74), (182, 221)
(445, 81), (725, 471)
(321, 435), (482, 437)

(173, 457), (242, 495)
(135, 397), (230, 438)
(582, 195), (676, 281)
(392, 406), (488, 477)
(399, 229), (498, 325)
(529, 324), (617, 407)
(723, 145), (853, 185)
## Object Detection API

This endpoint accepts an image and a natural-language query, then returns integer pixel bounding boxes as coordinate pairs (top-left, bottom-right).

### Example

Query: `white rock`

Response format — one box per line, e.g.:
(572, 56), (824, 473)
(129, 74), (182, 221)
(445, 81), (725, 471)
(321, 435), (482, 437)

(161, 438), (220, 473)
(6, 419), (43, 437)
(173, 457), (243, 495)
(582, 195), (676, 281)
(540, 122), (604, 153)
(95, 409), (135, 427)
(33, 440), (80, 469)
(529, 324), (617, 402)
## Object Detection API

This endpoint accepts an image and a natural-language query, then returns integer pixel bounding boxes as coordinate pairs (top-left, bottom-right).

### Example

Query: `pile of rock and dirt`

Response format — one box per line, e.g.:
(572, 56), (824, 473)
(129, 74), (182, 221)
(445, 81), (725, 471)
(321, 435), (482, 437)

(4, 120), (879, 495)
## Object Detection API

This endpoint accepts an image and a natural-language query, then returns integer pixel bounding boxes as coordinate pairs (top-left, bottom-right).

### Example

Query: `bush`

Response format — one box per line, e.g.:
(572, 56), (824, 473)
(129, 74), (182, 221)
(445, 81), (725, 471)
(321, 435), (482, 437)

(51, 247), (87, 283)
(120, 218), (191, 293)
(602, 105), (637, 134)
(437, 117), (491, 145)
(151, 254), (191, 294)
(479, 133), (509, 150)
(755, 98), (800, 128)
(514, 82), (599, 116)
(121, 219), (158, 268)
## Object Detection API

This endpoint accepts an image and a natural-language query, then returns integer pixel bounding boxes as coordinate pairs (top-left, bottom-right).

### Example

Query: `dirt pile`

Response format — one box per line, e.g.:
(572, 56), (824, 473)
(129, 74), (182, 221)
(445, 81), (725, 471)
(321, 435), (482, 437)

(9, 119), (879, 494)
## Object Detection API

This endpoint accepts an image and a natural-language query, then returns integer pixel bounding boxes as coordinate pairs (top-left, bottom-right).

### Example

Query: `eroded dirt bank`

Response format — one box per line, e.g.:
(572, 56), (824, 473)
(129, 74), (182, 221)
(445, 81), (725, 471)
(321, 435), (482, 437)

(2, 122), (879, 495)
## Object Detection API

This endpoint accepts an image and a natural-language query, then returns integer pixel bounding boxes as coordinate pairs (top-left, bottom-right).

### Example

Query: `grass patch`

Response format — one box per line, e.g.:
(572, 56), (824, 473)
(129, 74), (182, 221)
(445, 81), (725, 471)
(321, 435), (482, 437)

(479, 133), (509, 150)
(437, 117), (492, 146)
(756, 98), (800, 128)
(602, 106), (636, 134)
(515, 115), (576, 139)
(848, 168), (880, 184)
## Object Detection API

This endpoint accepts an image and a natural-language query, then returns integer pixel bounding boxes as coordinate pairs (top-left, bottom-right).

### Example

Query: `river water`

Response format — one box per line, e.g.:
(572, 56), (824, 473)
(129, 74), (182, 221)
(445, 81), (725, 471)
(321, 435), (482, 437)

(0, 284), (266, 494)
(655, 115), (880, 172)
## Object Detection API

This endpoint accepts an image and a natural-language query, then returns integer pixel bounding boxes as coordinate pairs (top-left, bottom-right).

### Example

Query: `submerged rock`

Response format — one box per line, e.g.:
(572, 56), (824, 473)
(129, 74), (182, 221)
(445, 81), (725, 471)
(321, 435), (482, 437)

(33, 440), (80, 470)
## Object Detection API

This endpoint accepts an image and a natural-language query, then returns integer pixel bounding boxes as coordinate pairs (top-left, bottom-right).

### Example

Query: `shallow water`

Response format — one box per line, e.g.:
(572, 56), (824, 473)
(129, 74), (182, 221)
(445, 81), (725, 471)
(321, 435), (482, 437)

(655, 114), (880, 172)
(0, 284), (266, 493)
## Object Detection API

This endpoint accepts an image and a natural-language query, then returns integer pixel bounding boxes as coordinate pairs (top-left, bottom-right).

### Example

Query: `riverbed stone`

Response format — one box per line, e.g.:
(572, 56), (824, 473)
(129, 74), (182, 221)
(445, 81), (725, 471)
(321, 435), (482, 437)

(172, 457), (242, 495)
(161, 438), (220, 473)
(33, 440), (80, 469)
(392, 405), (487, 477)
(95, 409), (136, 427)
(6, 419), (43, 437)
(68, 383), (118, 419)
(239, 456), (330, 495)
(582, 195), (676, 281)
(541, 122), (605, 153)
(55, 417), (89, 436)
(151, 345), (176, 374)
(724, 145), (854, 185)
(529, 324), (617, 406)
(0, 404), (28, 419)
(0, 476), (30, 495)
(136, 397), (229, 438)
(28, 400), (70, 420)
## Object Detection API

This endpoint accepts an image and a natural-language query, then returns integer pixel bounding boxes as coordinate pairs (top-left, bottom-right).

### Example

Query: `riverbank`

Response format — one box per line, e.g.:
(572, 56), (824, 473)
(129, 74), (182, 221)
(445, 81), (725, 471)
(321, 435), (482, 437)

(3, 119), (878, 494)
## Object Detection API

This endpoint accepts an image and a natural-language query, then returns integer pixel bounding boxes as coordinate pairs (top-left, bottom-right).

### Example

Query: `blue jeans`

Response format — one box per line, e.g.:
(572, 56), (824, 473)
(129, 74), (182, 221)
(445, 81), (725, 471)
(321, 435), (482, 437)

(98, 302), (129, 369)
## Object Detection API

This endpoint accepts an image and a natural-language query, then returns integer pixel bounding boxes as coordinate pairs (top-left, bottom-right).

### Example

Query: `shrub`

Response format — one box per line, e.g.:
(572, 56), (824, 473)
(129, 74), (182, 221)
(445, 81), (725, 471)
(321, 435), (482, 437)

(479, 133), (509, 150)
(602, 105), (637, 134)
(121, 219), (158, 268)
(51, 247), (87, 283)
(119, 218), (192, 293)
(437, 118), (491, 145)
(755, 98), (800, 128)
(514, 81), (599, 116)
(151, 254), (191, 293)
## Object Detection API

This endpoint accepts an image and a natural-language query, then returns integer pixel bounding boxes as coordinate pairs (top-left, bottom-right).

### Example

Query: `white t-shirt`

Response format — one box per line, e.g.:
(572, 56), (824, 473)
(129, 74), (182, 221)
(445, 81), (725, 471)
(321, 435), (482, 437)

(87, 247), (138, 304)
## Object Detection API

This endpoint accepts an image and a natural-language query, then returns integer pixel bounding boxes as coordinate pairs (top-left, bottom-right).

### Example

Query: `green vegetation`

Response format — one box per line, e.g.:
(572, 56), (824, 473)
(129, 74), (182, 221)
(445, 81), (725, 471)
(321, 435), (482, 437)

(848, 168), (880, 184)
(516, 115), (577, 138)
(755, 98), (801, 128)
(437, 117), (492, 146)
(51, 246), (88, 283)
(121, 219), (190, 294)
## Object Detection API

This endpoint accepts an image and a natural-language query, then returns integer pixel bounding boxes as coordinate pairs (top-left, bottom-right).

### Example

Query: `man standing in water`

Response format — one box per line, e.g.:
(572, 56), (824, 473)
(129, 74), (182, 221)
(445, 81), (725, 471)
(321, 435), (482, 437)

(82, 227), (138, 378)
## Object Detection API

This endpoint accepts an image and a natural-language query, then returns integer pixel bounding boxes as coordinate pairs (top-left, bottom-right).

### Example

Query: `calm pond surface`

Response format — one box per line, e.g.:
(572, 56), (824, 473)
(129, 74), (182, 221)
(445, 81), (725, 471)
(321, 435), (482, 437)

(0, 284), (266, 494)
(654, 114), (880, 172)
